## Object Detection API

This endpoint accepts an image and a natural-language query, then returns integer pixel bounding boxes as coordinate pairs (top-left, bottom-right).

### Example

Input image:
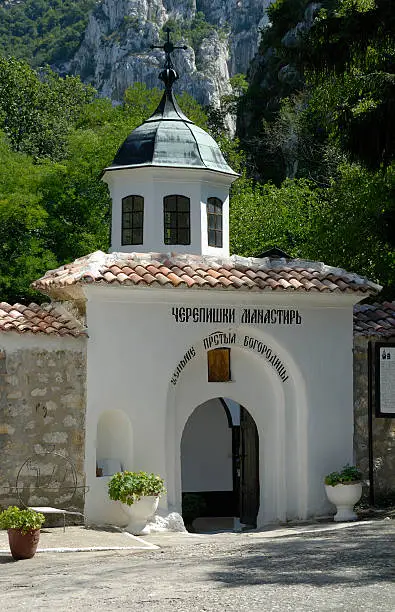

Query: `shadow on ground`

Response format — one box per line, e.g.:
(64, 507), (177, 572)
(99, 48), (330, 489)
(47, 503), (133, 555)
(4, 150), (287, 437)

(208, 522), (394, 588)
(0, 521), (393, 608)
(0, 555), (15, 564)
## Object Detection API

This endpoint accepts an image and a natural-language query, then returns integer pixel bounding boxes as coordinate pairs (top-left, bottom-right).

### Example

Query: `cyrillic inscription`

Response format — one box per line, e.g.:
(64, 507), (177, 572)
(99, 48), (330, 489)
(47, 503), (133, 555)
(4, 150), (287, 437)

(170, 347), (196, 386)
(170, 334), (289, 386)
(171, 307), (236, 324)
(171, 306), (302, 326)
(203, 331), (237, 351)
(243, 335), (289, 382)
(241, 308), (302, 325)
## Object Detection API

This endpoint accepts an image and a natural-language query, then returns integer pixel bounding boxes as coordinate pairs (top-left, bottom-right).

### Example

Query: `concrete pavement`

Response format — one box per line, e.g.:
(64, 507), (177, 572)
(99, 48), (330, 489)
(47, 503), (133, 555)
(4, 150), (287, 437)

(0, 525), (159, 553)
(0, 519), (393, 611)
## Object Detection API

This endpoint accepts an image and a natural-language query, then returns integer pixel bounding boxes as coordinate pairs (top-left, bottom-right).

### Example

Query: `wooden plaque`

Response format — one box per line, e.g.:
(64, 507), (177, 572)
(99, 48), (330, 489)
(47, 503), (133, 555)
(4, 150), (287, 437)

(207, 348), (231, 382)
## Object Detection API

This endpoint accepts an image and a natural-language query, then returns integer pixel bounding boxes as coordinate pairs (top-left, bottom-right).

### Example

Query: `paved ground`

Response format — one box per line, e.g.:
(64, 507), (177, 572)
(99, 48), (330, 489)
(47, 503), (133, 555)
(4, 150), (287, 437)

(0, 525), (157, 553)
(0, 520), (393, 611)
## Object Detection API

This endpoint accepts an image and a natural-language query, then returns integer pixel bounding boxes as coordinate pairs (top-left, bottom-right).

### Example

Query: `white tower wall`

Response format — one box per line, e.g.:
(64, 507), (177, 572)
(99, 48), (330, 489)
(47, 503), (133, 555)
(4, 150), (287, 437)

(103, 166), (235, 257)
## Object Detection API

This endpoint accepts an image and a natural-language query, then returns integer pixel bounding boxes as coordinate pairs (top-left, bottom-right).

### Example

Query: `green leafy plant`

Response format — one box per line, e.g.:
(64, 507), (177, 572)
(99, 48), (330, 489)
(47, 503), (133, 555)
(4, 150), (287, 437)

(324, 465), (362, 486)
(108, 471), (166, 506)
(0, 506), (45, 534)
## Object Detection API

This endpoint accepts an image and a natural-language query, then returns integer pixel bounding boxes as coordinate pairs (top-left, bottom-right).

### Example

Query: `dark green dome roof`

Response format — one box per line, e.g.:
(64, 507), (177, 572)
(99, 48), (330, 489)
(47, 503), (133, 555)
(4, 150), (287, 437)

(105, 71), (237, 177)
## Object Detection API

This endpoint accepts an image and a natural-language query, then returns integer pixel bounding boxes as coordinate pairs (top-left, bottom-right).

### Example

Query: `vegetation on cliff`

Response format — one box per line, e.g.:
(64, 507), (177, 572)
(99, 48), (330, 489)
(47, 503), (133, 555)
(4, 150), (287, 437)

(234, 0), (395, 296)
(0, 0), (96, 66)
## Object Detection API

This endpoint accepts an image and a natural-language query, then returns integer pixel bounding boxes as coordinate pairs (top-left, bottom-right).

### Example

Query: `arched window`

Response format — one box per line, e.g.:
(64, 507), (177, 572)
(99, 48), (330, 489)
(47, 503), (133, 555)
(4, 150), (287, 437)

(164, 195), (190, 245)
(207, 197), (223, 247)
(122, 195), (144, 245)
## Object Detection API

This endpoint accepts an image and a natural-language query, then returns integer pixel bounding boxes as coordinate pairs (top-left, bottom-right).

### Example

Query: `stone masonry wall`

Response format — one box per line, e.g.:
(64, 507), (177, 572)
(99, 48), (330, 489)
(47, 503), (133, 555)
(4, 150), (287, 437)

(0, 339), (86, 518)
(354, 336), (395, 501)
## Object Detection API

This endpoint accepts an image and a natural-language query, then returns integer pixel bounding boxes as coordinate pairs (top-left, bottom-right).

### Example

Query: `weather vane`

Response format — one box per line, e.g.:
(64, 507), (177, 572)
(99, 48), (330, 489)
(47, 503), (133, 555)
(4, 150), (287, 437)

(150, 28), (188, 90)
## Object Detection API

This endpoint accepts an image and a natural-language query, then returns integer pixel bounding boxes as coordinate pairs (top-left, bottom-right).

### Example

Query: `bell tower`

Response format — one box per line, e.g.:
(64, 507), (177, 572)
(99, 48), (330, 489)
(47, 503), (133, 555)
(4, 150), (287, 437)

(102, 30), (238, 257)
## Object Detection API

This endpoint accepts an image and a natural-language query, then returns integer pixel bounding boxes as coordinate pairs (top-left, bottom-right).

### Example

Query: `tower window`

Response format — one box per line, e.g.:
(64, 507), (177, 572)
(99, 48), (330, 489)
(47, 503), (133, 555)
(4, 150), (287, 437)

(207, 197), (223, 247)
(164, 195), (190, 245)
(122, 195), (144, 245)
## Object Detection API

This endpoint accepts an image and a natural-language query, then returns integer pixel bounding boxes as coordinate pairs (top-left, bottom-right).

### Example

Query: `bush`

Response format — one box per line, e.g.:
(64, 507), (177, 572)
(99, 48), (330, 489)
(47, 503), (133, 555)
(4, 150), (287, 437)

(108, 471), (166, 506)
(0, 506), (45, 534)
(324, 465), (362, 486)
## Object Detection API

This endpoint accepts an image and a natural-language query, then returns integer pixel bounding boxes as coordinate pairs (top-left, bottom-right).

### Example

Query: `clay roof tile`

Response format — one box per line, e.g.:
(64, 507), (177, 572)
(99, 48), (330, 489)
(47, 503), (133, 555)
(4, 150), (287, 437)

(31, 250), (380, 297)
(0, 302), (86, 337)
(354, 301), (395, 337)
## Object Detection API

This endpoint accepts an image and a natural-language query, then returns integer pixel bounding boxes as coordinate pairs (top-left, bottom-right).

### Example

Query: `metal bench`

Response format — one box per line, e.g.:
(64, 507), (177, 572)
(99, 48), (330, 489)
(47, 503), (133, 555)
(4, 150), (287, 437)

(29, 507), (85, 532)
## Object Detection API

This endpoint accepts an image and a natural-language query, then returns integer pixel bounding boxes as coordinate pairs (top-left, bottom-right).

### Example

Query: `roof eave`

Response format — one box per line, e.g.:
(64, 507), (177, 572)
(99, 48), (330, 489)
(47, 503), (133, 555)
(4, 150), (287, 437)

(101, 163), (240, 179)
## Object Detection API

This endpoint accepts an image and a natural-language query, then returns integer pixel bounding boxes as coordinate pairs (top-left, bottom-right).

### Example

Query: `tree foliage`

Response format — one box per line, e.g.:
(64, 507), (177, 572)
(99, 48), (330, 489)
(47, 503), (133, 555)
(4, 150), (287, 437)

(0, 0), (96, 66)
(0, 134), (57, 303)
(230, 163), (395, 296)
(1, 5), (394, 305)
(0, 57), (94, 160)
(0, 60), (214, 303)
(240, 0), (394, 180)
(301, 0), (395, 171)
(233, 0), (395, 296)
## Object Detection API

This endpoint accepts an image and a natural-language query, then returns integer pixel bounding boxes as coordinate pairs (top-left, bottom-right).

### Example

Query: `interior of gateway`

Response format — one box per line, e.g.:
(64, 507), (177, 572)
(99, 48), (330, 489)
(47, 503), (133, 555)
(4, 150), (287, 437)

(181, 398), (259, 532)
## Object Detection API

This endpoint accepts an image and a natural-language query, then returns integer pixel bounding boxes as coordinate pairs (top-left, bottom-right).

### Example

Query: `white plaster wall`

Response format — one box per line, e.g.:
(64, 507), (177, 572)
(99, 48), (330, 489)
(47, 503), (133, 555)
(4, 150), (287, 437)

(84, 286), (359, 527)
(96, 409), (133, 471)
(0, 330), (85, 353)
(103, 166), (234, 256)
(170, 342), (285, 525)
(86, 409), (134, 526)
(181, 398), (233, 492)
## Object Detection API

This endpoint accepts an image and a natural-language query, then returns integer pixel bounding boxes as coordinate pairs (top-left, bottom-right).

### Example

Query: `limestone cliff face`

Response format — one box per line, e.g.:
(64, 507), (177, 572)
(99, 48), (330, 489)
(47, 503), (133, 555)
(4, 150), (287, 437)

(196, 0), (272, 76)
(69, 0), (273, 107)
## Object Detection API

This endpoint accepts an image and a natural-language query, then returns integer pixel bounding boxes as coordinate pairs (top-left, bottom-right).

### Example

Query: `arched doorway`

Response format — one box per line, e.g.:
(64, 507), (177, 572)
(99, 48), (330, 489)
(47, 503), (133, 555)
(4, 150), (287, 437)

(181, 398), (259, 530)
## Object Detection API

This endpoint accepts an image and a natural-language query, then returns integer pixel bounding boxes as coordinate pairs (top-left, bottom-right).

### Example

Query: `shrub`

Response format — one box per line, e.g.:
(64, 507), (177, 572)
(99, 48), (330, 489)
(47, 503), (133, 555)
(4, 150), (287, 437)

(0, 506), (45, 534)
(324, 465), (362, 486)
(108, 471), (166, 506)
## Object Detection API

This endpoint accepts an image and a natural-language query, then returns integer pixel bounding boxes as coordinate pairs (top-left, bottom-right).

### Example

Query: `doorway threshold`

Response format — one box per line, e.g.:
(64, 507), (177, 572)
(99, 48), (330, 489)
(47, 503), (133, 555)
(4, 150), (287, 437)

(192, 516), (247, 533)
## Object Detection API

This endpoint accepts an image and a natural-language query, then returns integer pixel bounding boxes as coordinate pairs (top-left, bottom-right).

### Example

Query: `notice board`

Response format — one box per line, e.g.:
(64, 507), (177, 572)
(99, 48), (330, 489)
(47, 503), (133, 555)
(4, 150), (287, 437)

(375, 343), (395, 417)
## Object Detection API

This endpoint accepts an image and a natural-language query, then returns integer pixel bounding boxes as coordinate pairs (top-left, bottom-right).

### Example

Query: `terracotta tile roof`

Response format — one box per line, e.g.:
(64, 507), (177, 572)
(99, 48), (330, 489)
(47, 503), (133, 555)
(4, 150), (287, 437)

(1, 299), (392, 338)
(0, 302), (86, 337)
(354, 301), (395, 337)
(32, 251), (381, 296)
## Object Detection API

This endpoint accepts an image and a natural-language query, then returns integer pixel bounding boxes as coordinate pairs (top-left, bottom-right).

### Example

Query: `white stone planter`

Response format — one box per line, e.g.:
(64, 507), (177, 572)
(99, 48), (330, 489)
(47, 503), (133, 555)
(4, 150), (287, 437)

(121, 496), (159, 535)
(324, 483), (362, 522)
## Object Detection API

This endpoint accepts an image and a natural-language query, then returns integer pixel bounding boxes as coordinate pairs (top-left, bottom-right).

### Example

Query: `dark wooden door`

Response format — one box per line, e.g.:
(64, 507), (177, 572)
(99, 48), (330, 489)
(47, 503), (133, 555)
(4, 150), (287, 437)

(239, 407), (260, 526)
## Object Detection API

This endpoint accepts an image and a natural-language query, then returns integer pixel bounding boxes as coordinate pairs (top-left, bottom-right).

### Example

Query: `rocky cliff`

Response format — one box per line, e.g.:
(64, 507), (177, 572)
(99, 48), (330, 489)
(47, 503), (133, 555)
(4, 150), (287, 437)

(69, 0), (273, 107)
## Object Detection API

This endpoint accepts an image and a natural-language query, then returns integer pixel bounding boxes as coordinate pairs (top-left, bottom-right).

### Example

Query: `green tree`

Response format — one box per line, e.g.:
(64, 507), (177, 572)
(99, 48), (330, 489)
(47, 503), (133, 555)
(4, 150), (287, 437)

(0, 57), (94, 160)
(0, 133), (57, 303)
(301, 0), (395, 170)
(240, 0), (394, 179)
(0, 0), (96, 66)
(230, 177), (322, 257)
(230, 163), (395, 295)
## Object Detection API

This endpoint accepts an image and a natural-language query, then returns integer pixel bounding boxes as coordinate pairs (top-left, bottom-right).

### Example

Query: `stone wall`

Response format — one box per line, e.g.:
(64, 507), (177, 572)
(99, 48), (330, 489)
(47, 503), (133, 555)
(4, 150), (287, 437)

(354, 336), (395, 501)
(0, 334), (86, 517)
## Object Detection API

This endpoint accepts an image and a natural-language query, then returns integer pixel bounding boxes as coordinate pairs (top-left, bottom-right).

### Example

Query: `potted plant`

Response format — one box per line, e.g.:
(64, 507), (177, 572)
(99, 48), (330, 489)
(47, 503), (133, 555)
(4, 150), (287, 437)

(0, 506), (45, 560)
(324, 465), (362, 522)
(108, 471), (166, 534)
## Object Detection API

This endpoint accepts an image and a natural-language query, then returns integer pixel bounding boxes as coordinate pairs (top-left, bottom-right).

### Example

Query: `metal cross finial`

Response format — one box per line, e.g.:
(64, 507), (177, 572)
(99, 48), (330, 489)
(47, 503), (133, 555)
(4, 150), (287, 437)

(151, 27), (188, 70)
